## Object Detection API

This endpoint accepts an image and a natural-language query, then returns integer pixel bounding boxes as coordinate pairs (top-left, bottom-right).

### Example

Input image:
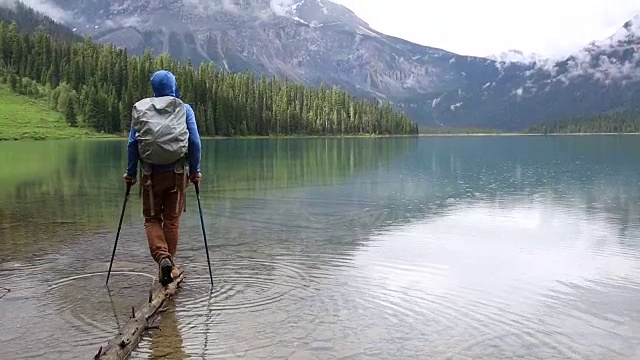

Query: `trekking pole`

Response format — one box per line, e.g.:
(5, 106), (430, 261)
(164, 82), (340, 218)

(106, 182), (133, 286)
(194, 182), (214, 287)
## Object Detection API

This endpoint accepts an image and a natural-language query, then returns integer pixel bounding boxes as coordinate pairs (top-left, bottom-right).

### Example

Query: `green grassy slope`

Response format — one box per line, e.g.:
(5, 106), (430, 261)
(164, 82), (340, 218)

(0, 84), (111, 140)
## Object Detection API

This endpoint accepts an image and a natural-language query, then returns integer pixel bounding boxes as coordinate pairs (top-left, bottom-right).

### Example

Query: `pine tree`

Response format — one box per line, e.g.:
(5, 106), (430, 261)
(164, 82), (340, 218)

(65, 94), (77, 127)
(8, 70), (17, 91)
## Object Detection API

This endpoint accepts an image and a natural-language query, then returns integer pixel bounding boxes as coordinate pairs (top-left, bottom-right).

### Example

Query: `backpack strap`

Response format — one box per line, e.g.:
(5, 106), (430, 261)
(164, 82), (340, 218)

(141, 160), (153, 176)
(172, 156), (187, 174)
(171, 157), (188, 215)
(139, 156), (187, 175)
(143, 173), (155, 217)
(139, 157), (187, 217)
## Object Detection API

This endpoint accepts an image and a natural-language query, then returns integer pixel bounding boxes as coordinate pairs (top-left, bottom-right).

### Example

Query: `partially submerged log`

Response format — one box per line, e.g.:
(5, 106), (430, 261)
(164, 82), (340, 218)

(94, 267), (185, 360)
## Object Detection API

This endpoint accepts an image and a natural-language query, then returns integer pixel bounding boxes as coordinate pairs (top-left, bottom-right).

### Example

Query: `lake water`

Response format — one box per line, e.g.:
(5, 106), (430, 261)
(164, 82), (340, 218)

(1, 136), (640, 359)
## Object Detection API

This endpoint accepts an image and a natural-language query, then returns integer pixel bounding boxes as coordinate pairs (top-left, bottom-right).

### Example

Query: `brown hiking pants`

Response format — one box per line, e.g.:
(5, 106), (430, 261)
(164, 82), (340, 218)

(141, 171), (187, 265)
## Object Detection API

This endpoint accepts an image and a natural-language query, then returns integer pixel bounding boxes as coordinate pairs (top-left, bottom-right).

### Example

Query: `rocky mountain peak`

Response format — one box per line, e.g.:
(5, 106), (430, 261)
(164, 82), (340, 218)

(42, 0), (459, 102)
(5, 0), (640, 132)
(286, 0), (365, 28)
(48, 0), (358, 25)
(592, 14), (640, 49)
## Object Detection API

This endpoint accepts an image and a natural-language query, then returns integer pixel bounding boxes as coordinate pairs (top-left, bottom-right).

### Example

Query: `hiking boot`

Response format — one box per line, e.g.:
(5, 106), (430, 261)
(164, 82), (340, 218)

(159, 258), (173, 286)
(171, 265), (180, 280)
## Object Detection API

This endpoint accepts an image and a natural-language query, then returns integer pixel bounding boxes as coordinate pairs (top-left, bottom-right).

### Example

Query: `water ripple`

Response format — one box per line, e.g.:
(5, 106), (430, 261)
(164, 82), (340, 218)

(5, 137), (640, 360)
(181, 257), (319, 313)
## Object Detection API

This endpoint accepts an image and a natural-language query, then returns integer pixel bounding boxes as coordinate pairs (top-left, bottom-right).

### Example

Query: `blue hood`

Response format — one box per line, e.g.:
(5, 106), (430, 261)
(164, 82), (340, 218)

(150, 70), (181, 98)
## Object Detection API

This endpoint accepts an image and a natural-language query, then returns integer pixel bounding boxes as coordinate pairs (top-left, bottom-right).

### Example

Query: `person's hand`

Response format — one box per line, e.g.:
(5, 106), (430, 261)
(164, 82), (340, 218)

(189, 172), (202, 186)
(123, 173), (137, 186)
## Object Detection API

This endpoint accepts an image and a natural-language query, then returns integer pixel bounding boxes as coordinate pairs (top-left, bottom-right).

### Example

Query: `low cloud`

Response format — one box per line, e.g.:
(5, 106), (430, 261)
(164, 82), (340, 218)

(494, 14), (640, 86)
(545, 15), (640, 83)
(0, 0), (69, 23)
(103, 14), (146, 30)
(270, 0), (296, 16)
(0, 0), (16, 8)
(180, 0), (299, 16)
(221, 0), (240, 13)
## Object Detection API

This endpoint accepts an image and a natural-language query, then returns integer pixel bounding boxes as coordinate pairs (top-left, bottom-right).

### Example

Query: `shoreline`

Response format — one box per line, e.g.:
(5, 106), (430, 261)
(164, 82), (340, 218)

(417, 132), (640, 137)
(3, 132), (640, 142)
(0, 133), (421, 141)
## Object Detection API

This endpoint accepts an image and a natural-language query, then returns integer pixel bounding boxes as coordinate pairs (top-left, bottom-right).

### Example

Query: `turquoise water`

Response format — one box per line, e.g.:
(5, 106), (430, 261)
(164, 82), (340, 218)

(1, 136), (639, 359)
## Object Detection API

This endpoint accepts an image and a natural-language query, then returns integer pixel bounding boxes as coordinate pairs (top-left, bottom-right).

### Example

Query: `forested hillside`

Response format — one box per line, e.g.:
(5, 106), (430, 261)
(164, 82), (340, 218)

(0, 19), (418, 137)
(525, 111), (640, 134)
(0, 2), (79, 41)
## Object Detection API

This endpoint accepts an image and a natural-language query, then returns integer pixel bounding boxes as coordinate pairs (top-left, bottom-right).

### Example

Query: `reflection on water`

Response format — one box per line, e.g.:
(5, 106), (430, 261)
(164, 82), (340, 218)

(349, 200), (640, 359)
(0, 138), (415, 260)
(1, 136), (640, 359)
(145, 299), (188, 360)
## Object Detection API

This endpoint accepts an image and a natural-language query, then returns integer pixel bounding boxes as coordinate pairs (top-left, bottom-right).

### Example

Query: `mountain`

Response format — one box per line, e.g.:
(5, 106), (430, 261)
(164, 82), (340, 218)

(425, 16), (640, 130)
(36, 0), (504, 123)
(3, 0), (640, 130)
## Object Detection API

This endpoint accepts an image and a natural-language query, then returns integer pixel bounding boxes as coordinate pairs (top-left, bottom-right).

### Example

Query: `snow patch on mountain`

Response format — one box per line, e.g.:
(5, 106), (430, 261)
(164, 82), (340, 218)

(272, 0), (328, 18)
(487, 49), (547, 64)
(357, 25), (379, 38)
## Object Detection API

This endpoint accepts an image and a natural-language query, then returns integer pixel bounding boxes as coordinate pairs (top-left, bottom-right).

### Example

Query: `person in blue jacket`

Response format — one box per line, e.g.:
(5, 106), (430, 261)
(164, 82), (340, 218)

(123, 70), (202, 285)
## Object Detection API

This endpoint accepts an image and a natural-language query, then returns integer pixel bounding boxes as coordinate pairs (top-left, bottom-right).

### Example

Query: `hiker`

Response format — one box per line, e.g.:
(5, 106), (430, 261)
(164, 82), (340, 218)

(123, 69), (202, 286)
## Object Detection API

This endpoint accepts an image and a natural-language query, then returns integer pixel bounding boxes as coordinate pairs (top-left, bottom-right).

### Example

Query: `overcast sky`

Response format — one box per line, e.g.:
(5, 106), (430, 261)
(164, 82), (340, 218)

(331, 0), (640, 58)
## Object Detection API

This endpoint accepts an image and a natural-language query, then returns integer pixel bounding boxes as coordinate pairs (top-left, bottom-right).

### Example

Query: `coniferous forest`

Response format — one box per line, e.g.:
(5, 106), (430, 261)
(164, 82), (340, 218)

(525, 110), (640, 134)
(0, 18), (419, 137)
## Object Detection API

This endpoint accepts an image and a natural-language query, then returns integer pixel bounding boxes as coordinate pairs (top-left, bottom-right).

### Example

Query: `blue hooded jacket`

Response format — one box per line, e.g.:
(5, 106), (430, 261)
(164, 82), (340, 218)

(126, 70), (201, 177)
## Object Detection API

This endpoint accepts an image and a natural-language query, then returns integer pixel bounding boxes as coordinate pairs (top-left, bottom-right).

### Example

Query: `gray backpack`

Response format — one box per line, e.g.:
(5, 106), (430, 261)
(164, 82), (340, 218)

(131, 96), (189, 167)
